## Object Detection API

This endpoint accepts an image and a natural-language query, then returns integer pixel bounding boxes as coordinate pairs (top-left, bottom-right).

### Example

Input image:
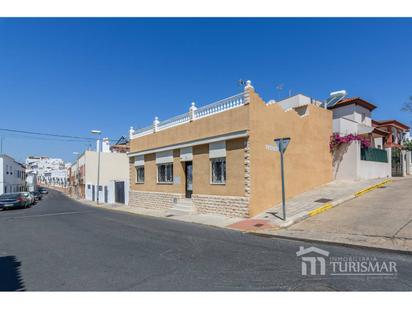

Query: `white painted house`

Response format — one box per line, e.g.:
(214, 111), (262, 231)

(0, 154), (27, 195)
(70, 139), (129, 205)
(329, 98), (391, 180)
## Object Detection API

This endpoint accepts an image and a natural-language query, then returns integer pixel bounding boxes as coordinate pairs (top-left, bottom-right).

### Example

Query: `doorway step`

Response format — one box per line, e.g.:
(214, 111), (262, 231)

(168, 198), (194, 215)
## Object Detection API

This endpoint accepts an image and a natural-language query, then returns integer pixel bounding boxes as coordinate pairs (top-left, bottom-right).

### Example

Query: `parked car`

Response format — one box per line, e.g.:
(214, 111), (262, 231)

(22, 192), (35, 205)
(32, 190), (42, 201)
(39, 188), (48, 195)
(0, 193), (31, 210)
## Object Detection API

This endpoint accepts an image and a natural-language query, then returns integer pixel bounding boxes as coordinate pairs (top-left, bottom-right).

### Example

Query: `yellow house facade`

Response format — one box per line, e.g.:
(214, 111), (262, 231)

(128, 82), (333, 217)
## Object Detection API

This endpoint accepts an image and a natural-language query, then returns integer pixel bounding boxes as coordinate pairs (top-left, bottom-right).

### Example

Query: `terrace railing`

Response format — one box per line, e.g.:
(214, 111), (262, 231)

(131, 92), (246, 139)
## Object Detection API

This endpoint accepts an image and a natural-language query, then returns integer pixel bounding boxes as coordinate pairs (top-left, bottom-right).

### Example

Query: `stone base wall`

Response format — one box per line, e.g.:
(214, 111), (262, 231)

(129, 190), (184, 210)
(192, 194), (250, 218)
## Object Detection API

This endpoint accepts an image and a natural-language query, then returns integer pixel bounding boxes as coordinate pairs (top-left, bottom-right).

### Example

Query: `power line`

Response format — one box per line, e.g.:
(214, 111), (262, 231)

(0, 128), (117, 142)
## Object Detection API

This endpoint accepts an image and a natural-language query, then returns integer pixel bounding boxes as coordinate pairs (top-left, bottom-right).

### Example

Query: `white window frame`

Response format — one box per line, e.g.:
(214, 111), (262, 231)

(157, 163), (174, 184)
(135, 166), (145, 184)
(210, 157), (226, 185)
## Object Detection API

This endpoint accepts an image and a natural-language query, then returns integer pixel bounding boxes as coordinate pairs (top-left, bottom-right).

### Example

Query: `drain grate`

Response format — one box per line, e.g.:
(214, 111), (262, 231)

(314, 198), (333, 203)
(165, 214), (174, 217)
(378, 186), (386, 189)
(254, 223), (264, 227)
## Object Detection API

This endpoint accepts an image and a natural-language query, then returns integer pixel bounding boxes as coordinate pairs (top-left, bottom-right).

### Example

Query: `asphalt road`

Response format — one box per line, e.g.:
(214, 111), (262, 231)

(1, 189), (412, 291)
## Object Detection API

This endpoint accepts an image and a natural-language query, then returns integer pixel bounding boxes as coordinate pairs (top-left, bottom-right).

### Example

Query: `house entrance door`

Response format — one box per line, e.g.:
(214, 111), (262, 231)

(115, 181), (125, 204)
(185, 161), (193, 198)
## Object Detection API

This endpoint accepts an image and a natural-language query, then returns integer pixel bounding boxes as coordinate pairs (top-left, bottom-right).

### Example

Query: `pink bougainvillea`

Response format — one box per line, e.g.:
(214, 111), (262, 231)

(330, 133), (370, 152)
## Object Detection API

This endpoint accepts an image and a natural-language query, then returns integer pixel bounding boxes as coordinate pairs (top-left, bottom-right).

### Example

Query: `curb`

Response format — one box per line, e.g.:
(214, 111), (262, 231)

(248, 230), (412, 255)
(354, 179), (392, 197)
(276, 178), (393, 228)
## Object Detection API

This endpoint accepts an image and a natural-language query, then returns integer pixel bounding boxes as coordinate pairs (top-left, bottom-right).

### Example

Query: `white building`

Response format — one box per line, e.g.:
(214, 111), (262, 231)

(26, 156), (68, 187)
(26, 171), (38, 192)
(0, 154), (27, 195)
(275, 94), (392, 181)
(70, 138), (129, 204)
(329, 98), (391, 180)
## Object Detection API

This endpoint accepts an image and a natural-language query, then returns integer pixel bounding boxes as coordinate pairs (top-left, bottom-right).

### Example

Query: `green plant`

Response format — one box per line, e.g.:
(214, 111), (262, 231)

(403, 140), (412, 151)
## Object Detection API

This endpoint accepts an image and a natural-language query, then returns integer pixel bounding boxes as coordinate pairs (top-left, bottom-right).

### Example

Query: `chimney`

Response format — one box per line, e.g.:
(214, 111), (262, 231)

(102, 138), (110, 153)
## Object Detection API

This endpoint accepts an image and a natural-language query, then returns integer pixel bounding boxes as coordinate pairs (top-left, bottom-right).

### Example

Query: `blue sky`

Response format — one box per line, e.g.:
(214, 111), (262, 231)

(1, 18), (412, 162)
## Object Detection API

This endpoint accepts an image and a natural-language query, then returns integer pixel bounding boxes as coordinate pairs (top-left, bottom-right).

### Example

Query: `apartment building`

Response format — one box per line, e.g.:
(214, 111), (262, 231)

(0, 154), (27, 195)
(127, 81), (333, 218)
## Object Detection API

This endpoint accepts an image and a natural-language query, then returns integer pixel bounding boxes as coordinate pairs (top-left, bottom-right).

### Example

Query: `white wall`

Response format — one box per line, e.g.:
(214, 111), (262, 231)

(406, 151), (412, 175)
(85, 179), (129, 204)
(333, 141), (391, 181)
(333, 117), (359, 135)
(0, 155), (26, 195)
(276, 94), (321, 110)
(358, 159), (391, 180)
(83, 151), (129, 204)
(333, 141), (359, 180)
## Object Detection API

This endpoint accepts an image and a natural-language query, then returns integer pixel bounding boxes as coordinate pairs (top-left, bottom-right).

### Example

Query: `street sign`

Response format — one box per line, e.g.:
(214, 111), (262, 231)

(266, 137), (291, 221)
(274, 137), (291, 154)
(265, 144), (278, 152)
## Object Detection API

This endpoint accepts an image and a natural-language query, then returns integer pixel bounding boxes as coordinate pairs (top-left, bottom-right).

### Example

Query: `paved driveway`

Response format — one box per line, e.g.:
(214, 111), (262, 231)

(274, 177), (412, 251)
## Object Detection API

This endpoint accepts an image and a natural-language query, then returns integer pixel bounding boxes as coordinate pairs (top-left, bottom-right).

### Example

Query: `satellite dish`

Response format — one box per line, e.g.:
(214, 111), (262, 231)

(323, 90), (347, 108)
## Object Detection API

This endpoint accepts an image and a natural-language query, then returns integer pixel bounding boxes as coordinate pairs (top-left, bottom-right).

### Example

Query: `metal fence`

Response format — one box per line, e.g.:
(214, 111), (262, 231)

(360, 147), (388, 163)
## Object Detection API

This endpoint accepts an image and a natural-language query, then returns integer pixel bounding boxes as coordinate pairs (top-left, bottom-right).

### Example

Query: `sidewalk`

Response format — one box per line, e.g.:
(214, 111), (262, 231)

(68, 177), (391, 235)
(252, 178), (390, 227)
(75, 198), (242, 229)
(251, 177), (412, 253)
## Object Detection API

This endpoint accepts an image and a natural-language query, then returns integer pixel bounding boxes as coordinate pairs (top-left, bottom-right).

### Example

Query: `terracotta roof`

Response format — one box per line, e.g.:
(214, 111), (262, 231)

(372, 127), (389, 137)
(373, 119), (410, 131)
(328, 97), (377, 111)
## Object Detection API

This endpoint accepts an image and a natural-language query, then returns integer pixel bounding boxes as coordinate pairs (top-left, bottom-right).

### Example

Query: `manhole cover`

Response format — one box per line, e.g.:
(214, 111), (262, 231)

(314, 198), (333, 203)
(254, 223), (264, 227)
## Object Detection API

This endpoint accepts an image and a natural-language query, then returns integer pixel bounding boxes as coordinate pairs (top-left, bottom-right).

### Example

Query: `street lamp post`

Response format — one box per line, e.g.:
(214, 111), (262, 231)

(72, 152), (80, 198)
(91, 130), (102, 204)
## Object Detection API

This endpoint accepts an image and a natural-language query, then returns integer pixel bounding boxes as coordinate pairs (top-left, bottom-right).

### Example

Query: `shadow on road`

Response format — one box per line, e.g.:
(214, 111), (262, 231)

(0, 256), (25, 291)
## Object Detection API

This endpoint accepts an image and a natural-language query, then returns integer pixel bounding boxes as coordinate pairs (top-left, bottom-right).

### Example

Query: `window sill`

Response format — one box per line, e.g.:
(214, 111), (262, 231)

(210, 182), (226, 185)
(135, 182), (144, 184)
(157, 182), (174, 185)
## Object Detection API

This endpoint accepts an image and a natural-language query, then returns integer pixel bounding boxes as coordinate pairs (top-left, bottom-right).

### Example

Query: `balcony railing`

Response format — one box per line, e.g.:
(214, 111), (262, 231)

(361, 147), (388, 163)
(131, 92), (246, 139)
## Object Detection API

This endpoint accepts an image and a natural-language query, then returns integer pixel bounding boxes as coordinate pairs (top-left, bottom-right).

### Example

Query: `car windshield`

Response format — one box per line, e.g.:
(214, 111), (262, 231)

(0, 194), (20, 200)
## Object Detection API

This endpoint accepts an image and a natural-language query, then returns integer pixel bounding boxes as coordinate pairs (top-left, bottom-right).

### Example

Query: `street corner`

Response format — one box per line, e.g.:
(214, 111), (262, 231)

(227, 219), (278, 232)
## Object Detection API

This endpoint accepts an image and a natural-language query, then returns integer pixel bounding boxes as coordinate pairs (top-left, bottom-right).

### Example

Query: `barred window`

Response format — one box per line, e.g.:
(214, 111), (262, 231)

(157, 163), (173, 183)
(211, 158), (226, 184)
(136, 166), (145, 183)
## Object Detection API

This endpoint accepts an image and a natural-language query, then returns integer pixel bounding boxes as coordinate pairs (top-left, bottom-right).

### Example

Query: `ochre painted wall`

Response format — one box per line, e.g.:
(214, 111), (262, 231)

(192, 138), (246, 197)
(130, 150), (185, 193)
(129, 105), (249, 153)
(129, 138), (246, 197)
(248, 90), (333, 216)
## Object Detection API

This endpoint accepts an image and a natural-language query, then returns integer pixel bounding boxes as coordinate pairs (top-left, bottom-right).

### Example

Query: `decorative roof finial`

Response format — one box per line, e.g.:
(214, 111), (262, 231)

(244, 80), (254, 90)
